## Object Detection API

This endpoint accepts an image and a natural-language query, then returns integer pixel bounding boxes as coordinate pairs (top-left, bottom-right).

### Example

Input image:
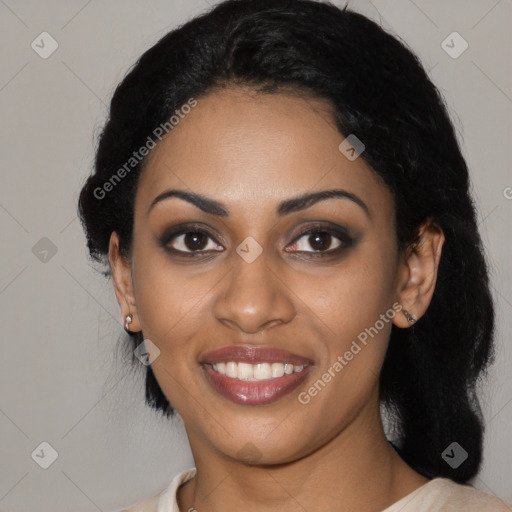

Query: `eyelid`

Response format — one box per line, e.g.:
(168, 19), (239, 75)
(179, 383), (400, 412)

(158, 223), (224, 255)
(158, 221), (356, 257)
(159, 222), (223, 243)
(287, 223), (355, 253)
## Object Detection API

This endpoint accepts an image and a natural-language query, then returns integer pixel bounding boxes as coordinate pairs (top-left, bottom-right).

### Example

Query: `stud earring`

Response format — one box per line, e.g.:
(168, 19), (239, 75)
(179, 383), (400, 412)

(124, 314), (133, 331)
(403, 309), (416, 324)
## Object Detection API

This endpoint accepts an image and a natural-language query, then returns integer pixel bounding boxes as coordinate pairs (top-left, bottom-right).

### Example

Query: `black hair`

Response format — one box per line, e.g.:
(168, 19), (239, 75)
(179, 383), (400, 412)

(77, 0), (495, 483)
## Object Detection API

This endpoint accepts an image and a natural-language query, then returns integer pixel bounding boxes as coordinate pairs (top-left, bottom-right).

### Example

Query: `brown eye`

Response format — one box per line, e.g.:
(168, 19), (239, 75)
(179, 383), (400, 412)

(169, 231), (223, 253)
(307, 231), (336, 251)
(159, 225), (224, 256)
(292, 230), (343, 253)
(182, 232), (209, 251)
(285, 224), (357, 258)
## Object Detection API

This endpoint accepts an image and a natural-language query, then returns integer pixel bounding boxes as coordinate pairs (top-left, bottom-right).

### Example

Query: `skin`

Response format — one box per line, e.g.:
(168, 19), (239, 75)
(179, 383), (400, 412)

(110, 87), (445, 512)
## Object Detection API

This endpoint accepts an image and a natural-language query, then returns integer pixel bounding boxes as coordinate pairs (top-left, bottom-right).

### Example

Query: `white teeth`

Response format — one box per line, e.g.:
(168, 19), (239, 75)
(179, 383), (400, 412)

(271, 362), (285, 378)
(238, 362), (253, 380)
(254, 363), (272, 380)
(211, 361), (307, 381)
(226, 361), (238, 378)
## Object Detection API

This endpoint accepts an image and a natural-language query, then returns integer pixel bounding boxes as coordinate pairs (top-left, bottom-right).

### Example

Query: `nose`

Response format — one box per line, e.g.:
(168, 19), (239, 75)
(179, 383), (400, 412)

(212, 249), (296, 334)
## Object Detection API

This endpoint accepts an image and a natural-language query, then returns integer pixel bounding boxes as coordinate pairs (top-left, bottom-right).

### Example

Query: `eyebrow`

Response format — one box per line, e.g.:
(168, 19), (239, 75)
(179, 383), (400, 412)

(147, 188), (371, 219)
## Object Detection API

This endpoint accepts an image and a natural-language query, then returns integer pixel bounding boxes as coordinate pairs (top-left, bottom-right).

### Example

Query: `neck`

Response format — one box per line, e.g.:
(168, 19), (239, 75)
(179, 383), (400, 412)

(178, 403), (428, 512)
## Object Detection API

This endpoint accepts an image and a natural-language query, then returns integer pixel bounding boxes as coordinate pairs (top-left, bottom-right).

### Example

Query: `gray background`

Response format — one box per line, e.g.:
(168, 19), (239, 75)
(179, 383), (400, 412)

(0, 0), (510, 510)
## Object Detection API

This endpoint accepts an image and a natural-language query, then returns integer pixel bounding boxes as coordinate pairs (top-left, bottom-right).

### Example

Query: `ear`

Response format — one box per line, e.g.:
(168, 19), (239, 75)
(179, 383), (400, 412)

(393, 219), (445, 328)
(108, 231), (141, 332)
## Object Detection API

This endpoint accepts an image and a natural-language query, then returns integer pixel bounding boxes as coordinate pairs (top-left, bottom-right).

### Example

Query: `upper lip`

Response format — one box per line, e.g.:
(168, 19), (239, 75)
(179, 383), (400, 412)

(200, 345), (312, 366)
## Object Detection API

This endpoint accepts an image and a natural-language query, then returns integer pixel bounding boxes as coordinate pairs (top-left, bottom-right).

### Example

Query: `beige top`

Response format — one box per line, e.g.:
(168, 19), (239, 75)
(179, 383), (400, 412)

(123, 468), (511, 512)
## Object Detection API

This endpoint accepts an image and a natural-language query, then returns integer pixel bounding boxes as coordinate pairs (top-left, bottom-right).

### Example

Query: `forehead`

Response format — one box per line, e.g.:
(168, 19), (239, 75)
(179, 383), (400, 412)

(136, 87), (392, 219)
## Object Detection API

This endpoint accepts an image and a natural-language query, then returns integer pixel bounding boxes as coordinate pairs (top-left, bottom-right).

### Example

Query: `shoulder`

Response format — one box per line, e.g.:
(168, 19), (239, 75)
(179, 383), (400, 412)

(385, 478), (512, 512)
(122, 494), (160, 512)
(432, 479), (511, 511)
(121, 468), (197, 512)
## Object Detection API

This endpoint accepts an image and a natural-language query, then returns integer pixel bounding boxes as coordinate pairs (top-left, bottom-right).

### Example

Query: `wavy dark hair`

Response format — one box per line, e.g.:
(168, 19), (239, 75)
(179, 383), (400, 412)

(77, 0), (495, 483)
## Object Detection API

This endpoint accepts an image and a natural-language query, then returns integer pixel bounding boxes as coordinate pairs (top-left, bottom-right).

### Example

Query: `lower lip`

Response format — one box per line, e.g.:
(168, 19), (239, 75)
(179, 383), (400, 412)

(202, 364), (311, 405)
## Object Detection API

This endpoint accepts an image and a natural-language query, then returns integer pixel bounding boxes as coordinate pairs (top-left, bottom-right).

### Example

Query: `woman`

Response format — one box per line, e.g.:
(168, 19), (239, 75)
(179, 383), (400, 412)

(77, 0), (511, 510)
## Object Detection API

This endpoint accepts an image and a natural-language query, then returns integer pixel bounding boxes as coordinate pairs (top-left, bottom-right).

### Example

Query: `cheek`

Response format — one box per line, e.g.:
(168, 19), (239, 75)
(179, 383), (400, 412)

(131, 255), (214, 410)
(292, 271), (396, 443)
(300, 241), (398, 394)
(130, 244), (216, 357)
(132, 226), (397, 354)
(130, 223), (398, 409)
(307, 249), (397, 342)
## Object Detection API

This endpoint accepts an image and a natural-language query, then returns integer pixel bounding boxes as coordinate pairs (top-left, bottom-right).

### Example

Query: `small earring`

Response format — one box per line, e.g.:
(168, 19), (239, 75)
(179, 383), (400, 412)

(124, 314), (133, 331)
(403, 309), (416, 324)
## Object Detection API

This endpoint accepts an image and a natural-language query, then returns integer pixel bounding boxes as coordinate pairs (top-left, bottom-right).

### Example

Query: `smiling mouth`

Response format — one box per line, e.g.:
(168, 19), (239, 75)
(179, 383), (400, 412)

(200, 345), (313, 405)
(209, 361), (309, 381)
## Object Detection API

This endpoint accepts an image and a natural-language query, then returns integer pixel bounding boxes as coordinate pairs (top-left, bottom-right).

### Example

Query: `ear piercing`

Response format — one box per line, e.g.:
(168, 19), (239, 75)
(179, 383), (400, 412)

(124, 314), (133, 331)
(403, 309), (416, 324)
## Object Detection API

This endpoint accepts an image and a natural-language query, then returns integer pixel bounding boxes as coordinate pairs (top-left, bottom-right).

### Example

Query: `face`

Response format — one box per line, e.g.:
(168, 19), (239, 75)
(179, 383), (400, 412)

(112, 87), (413, 465)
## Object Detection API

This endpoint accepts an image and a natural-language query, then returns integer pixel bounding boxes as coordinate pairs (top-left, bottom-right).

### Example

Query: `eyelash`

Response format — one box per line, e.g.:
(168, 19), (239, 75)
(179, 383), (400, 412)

(158, 223), (355, 259)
